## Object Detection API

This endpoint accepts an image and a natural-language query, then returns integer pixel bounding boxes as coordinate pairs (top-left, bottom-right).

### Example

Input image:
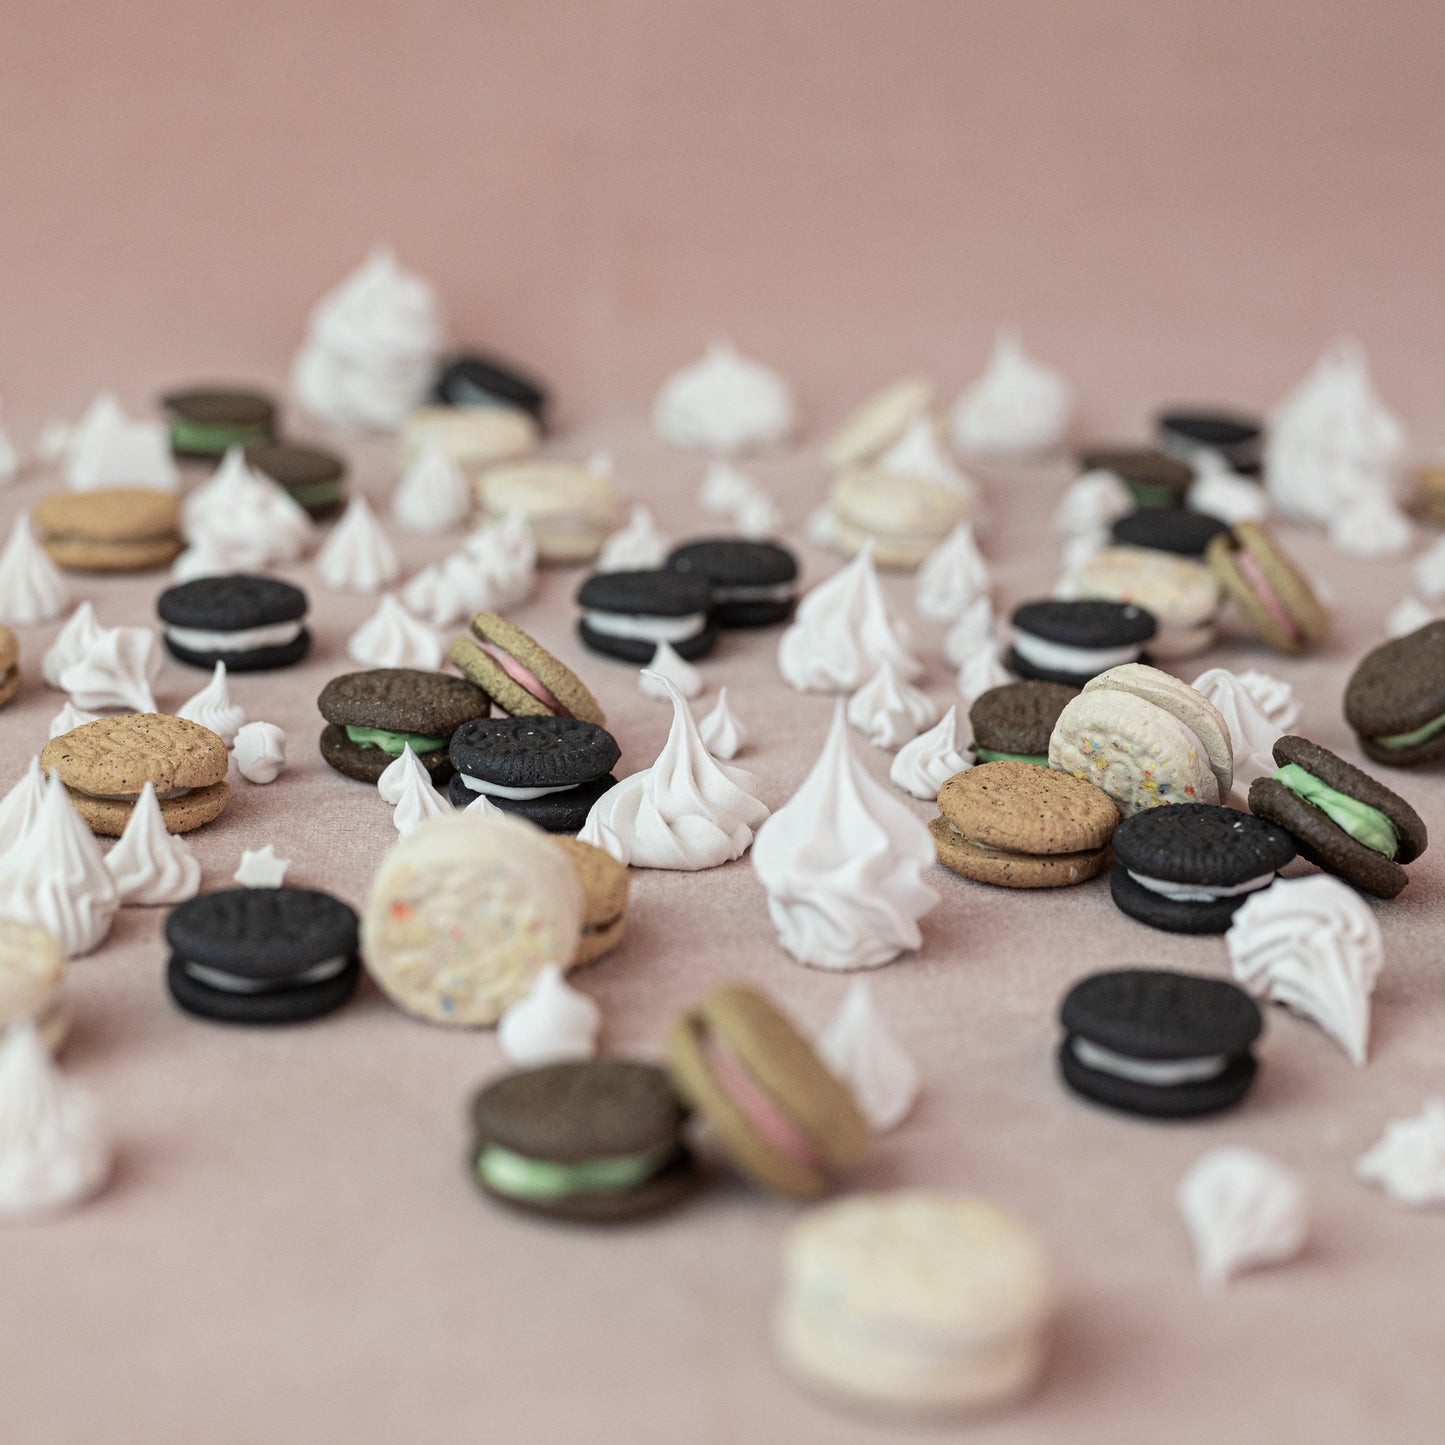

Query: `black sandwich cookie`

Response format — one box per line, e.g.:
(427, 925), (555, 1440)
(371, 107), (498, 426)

(1343, 620), (1445, 768)
(1058, 968), (1264, 1118)
(245, 441), (348, 520)
(576, 569), (717, 663)
(165, 888), (360, 1025)
(1008, 600), (1157, 688)
(318, 668), (492, 786)
(1110, 804), (1296, 934)
(433, 352), (549, 428)
(969, 680), (1076, 765)
(157, 574), (310, 671)
(665, 539), (799, 628)
(1155, 408), (1263, 474)
(447, 715), (620, 832)
(1110, 509), (1230, 558)
(469, 1059), (700, 1224)
(1248, 736), (1427, 900)
(1075, 445), (1193, 509)
(161, 386), (277, 459)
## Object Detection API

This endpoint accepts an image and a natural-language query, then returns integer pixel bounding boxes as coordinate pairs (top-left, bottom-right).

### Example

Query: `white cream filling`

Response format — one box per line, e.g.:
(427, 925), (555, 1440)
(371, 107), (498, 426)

(166, 621), (304, 652)
(1128, 870), (1275, 903)
(712, 581), (796, 603)
(582, 610), (707, 644)
(1072, 1037), (1228, 1086)
(1013, 631), (1143, 674)
(182, 954), (350, 996)
(460, 775), (577, 800)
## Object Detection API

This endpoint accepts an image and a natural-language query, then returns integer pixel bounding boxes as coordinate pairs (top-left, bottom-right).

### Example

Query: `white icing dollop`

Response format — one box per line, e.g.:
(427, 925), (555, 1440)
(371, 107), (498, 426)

(1236, 669), (1301, 733)
(170, 537), (239, 583)
(1226, 875), (1382, 1066)
(639, 641), (703, 702)
(392, 431), (471, 534)
(0, 513), (68, 625)
(386, 747), (451, 836)
(496, 963), (601, 1068)
(0, 772), (117, 957)
(1412, 534), (1445, 600)
(58, 626), (160, 713)
(233, 722), (287, 784)
(653, 338), (796, 455)
(61, 393), (177, 494)
(103, 781), (200, 906)
(1054, 529), (1110, 596)
(943, 594), (998, 669)
(1052, 470), (1132, 536)
(401, 553), (491, 628)
(464, 791), (502, 818)
(778, 542), (920, 693)
(1178, 1147), (1307, 1289)
(1190, 668), (1281, 799)
(48, 703), (100, 739)
(0, 1019), (111, 1220)
(291, 247), (443, 432)
(699, 460), (761, 516)
(751, 702), (938, 971)
(316, 496), (400, 593)
(0, 758), (48, 867)
(805, 502), (843, 549)
(876, 416), (974, 500)
(181, 448), (314, 569)
(347, 594), (444, 670)
(234, 845), (290, 888)
(1356, 1099), (1445, 1206)
(42, 603), (104, 689)
(177, 661), (246, 747)
(889, 704), (971, 799)
(699, 686), (747, 760)
(735, 488), (784, 540)
(459, 509), (536, 607)
(957, 642), (1011, 704)
(377, 742), (429, 805)
(818, 978), (919, 1132)
(1385, 596), (1436, 639)
(1327, 495), (1413, 559)
(914, 522), (991, 623)
(1187, 451), (1269, 524)
(950, 328), (1072, 458)
(846, 660), (938, 750)
(579, 674), (769, 871)
(576, 813), (631, 866)
(597, 505), (669, 572)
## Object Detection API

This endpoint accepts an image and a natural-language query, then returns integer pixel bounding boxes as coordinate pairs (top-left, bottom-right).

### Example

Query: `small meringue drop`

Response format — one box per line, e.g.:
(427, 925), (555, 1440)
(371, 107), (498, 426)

(950, 327), (1073, 459)
(878, 416), (974, 498)
(58, 626), (160, 713)
(943, 595), (998, 670)
(0, 512), (68, 626)
(234, 845), (290, 888)
(889, 705), (971, 799)
(915, 523), (991, 623)
(0, 758), (48, 866)
(699, 460), (761, 515)
(846, 659), (938, 750)
(233, 722), (287, 784)
(316, 495), (400, 592)
(103, 782), (200, 906)
(1052, 471), (1132, 537)
(1385, 596), (1435, 639)
(1356, 1099), (1445, 1207)
(392, 432), (471, 534)
(597, 504), (669, 572)
(1190, 668), (1281, 800)
(699, 686), (747, 760)
(497, 963), (601, 1068)
(1178, 1147), (1308, 1289)
(177, 661), (246, 747)
(957, 643), (1011, 703)
(640, 641), (703, 701)
(377, 743), (431, 806)
(348, 594), (444, 670)
(734, 488), (784, 539)
(653, 337), (795, 455)
(42, 602), (104, 690)
(1236, 669), (1301, 732)
(389, 751), (451, 836)
(818, 978), (920, 1132)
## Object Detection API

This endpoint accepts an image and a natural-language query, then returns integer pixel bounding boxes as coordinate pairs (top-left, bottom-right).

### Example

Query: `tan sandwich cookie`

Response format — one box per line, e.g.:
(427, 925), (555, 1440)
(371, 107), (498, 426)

(0, 626), (19, 708)
(830, 468), (966, 570)
(41, 713), (230, 836)
(1205, 522), (1329, 653)
(450, 612), (606, 726)
(403, 404), (538, 473)
(476, 461), (617, 563)
(0, 919), (69, 1052)
(826, 377), (936, 472)
(932, 761), (1119, 888)
(32, 488), (183, 572)
(551, 836), (629, 965)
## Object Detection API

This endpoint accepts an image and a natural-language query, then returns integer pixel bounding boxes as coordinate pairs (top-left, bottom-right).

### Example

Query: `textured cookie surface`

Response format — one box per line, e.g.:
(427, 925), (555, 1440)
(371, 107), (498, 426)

(930, 815), (1110, 889)
(317, 669), (491, 735)
(157, 574), (308, 629)
(550, 836), (630, 964)
(162, 387), (275, 428)
(667, 539), (799, 589)
(937, 761), (1119, 855)
(1068, 548), (1219, 632)
(434, 352), (549, 418)
(69, 779), (230, 837)
(576, 569), (714, 618)
(43, 713), (230, 797)
(1110, 509), (1230, 557)
(1061, 967), (1262, 1059)
(1111, 803), (1296, 884)
(970, 681), (1077, 757)
(1206, 523), (1329, 652)
(450, 716), (620, 788)
(450, 612), (605, 726)
(1344, 621), (1445, 767)
(1012, 599), (1158, 647)
(0, 627), (18, 708)
(577, 618), (719, 664)
(446, 769), (616, 832)
(1074, 445), (1192, 504)
(166, 887), (360, 981)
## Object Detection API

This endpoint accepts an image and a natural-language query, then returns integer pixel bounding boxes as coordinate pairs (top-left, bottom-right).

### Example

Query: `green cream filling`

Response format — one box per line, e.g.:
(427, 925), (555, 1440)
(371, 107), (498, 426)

(287, 480), (344, 507)
(1127, 482), (1176, 509)
(169, 419), (269, 454)
(476, 1144), (674, 1201)
(973, 747), (1049, 766)
(344, 724), (447, 756)
(1374, 710), (1445, 751)
(1274, 763), (1398, 859)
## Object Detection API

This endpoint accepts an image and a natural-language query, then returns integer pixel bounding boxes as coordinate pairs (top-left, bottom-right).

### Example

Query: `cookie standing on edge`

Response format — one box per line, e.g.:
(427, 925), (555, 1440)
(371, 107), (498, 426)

(576, 569), (717, 663)
(317, 668), (491, 786)
(551, 837), (629, 965)
(450, 612), (606, 726)
(32, 489), (183, 572)
(0, 918), (69, 1051)
(666, 539), (799, 628)
(1343, 621), (1445, 768)
(0, 626), (18, 709)
(164, 888), (360, 1025)
(1205, 522), (1329, 653)
(161, 387), (277, 458)
(968, 681), (1077, 765)
(1058, 968), (1264, 1118)
(157, 575), (311, 672)
(1009, 600), (1157, 689)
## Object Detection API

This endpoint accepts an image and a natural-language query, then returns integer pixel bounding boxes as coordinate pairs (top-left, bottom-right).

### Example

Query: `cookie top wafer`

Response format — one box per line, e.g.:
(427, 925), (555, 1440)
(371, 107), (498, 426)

(450, 612), (605, 726)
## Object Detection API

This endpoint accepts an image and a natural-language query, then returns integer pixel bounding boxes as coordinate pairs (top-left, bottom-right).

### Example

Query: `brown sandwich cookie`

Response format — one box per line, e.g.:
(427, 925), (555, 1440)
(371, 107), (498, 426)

(932, 760), (1119, 888)
(969, 680), (1076, 765)
(551, 837), (629, 965)
(1343, 620), (1445, 768)
(0, 627), (18, 709)
(40, 713), (230, 835)
(451, 612), (606, 726)
(245, 441), (347, 520)
(32, 488), (183, 572)
(1205, 522), (1329, 653)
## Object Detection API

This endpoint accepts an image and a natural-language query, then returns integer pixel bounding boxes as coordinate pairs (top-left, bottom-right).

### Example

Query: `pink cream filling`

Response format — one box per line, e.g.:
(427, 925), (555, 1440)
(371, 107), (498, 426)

(704, 1038), (820, 1172)
(479, 643), (570, 717)
(1235, 551), (1301, 643)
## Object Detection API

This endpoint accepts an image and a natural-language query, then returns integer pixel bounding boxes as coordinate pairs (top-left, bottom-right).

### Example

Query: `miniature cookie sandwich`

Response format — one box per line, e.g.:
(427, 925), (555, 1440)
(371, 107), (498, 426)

(552, 837), (629, 965)
(362, 811), (585, 1026)
(0, 918), (69, 1051)
(245, 440), (348, 520)
(41, 713), (230, 836)
(1248, 737), (1428, 900)
(318, 668), (492, 786)
(1058, 968), (1264, 1118)
(1205, 522), (1329, 653)
(1344, 620), (1445, 767)
(1075, 445), (1193, 508)
(433, 351), (550, 428)
(1009, 599), (1157, 688)
(403, 405), (538, 473)
(969, 681), (1076, 766)
(828, 468), (966, 570)
(32, 489), (183, 572)
(161, 386), (277, 458)
(1109, 509), (1231, 559)
(450, 612), (606, 725)
(931, 761), (1119, 888)
(0, 626), (18, 710)
(446, 715), (620, 831)
(469, 1060), (700, 1224)
(1067, 546), (1220, 658)
(1155, 407), (1263, 473)
(666, 984), (870, 1200)
(164, 887), (360, 1025)
(1109, 804), (1296, 934)
(158, 575), (311, 671)
(576, 569), (717, 663)
(825, 376), (935, 471)
(666, 539), (799, 628)
(775, 1191), (1055, 1418)
(475, 460), (616, 563)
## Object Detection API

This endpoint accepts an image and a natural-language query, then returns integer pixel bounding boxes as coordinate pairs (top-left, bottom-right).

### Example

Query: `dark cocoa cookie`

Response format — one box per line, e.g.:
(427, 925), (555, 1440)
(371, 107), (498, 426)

(576, 569), (717, 663)
(157, 575), (310, 671)
(969, 680), (1077, 763)
(161, 386), (277, 458)
(1344, 620), (1445, 768)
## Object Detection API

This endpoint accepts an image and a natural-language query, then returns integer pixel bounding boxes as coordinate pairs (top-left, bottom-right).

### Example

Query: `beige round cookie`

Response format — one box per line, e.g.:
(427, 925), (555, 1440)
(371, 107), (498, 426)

(0, 919), (69, 1052)
(67, 779), (231, 837)
(476, 462), (617, 563)
(1067, 547), (1219, 658)
(550, 836), (629, 965)
(0, 626), (18, 709)
(830, 470), (966, 570)
(403, 404), (538, 472)
(826, 377), (936, 472)
(32, 488), (182, 572)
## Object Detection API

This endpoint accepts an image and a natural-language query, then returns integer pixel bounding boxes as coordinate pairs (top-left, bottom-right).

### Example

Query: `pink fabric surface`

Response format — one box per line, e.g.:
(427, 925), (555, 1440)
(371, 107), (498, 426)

(1, 5), (1444, 1442)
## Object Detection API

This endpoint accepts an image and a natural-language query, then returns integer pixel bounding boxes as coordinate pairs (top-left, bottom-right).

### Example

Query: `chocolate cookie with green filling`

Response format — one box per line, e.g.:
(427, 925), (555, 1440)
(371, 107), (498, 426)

(1344, 620), (1445, 769)
(969, 680), (1076, 765)
(161, 386), (277, 458)
(469, 1060), (700, 1223)
(245, 441), (348, 520)
(1248, 736), (1428, 899)
(317, 668), (491, 786)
